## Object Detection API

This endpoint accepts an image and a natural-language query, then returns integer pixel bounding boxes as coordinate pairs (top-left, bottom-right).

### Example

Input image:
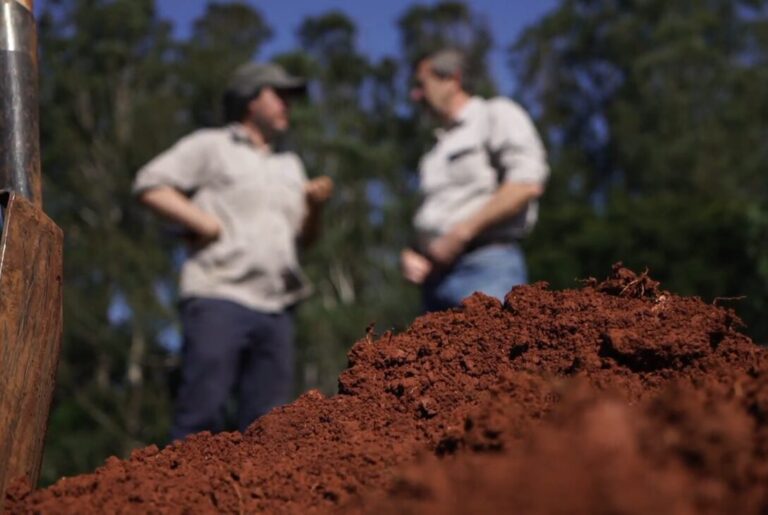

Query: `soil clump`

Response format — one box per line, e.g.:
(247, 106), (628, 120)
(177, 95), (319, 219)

(6, 264), (767, 514)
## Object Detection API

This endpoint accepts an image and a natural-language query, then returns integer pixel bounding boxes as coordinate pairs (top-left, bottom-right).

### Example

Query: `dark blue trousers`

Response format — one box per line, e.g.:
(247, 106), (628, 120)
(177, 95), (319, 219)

(170, 297), (294, 440)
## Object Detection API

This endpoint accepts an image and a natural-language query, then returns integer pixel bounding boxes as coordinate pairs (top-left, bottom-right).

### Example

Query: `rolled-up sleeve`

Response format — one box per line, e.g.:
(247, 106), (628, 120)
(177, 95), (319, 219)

(132, 131), (211, 196)
(487, 99), (550, 185)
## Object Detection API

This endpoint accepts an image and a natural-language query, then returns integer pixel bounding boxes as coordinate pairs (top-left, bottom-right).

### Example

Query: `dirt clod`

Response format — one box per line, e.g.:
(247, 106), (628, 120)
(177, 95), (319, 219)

(5, 266), (767, 514)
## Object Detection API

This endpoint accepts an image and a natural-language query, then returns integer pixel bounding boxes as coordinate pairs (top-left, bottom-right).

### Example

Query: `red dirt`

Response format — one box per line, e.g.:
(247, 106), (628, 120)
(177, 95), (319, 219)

(5, 264), (768, 514)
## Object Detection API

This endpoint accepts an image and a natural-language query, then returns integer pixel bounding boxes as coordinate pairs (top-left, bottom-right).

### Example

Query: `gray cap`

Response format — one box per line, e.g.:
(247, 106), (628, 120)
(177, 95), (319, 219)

(225, 62), (307, 99)
(428, 49), (466, 78)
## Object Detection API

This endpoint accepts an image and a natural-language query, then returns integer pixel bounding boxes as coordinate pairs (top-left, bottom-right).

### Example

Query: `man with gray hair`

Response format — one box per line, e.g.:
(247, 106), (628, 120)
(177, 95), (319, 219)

(401, 48), (549, 311)
(133, 62), (333, 439)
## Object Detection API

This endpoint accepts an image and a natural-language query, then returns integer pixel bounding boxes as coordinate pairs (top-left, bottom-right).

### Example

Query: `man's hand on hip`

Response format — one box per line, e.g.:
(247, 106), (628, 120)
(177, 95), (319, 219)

(185, 213), (222, 250)
(139, 185), (222, 249)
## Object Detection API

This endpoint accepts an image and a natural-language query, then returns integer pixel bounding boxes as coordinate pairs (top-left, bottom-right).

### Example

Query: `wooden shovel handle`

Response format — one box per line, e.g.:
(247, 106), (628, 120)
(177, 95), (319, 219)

(0, 191), (63, 502)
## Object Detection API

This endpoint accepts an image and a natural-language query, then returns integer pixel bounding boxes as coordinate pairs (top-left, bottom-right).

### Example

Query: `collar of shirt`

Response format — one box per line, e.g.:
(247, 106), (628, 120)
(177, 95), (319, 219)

(433, 96), (484, 140)
(228, 122), (273, 154)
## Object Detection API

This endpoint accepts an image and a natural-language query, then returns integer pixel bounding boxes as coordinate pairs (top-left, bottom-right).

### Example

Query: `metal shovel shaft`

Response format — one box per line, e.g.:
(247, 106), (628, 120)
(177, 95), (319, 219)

(0, 0), (40, 206)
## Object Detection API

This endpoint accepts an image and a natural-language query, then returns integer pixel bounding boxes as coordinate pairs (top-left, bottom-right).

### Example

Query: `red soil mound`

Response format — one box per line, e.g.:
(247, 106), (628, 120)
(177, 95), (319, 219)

(6, 265), (767, 514)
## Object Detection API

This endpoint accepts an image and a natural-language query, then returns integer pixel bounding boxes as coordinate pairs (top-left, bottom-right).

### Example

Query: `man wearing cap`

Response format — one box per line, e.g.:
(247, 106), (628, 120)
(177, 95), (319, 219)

(133, 62), (333, 439)
(401, 48), (549, 311)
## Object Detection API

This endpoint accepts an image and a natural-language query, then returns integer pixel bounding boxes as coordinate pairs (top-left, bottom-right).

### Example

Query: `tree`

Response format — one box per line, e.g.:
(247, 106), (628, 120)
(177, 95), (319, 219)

(37, 0), (180, 482)
(175, 2), (272, 127)
(398, 1), (495, 96)
(35, 0), (276, 484)
(510, 0), (768, 341)
(275, 11), (421, 394)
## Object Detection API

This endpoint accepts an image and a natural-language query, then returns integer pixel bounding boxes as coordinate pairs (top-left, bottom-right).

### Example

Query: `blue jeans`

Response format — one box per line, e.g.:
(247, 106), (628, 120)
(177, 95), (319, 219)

(171, 297), (294, 440)
(423, 243), (528, 312)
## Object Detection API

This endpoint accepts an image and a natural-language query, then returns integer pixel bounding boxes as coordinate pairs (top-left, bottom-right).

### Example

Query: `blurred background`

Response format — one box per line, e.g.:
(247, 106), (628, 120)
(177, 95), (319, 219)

(33, 0), (767, 483)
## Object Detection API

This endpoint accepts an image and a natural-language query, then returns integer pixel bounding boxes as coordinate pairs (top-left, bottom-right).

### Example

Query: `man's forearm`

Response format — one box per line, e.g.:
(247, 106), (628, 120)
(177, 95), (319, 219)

(138, 186), (220, 237)
(456, 182), (544, 240)
(425, 181), (544, 267)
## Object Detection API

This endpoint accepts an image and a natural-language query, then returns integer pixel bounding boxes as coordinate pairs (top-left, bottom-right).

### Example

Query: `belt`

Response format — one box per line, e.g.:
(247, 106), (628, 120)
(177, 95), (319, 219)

(464, 235), (519, 254)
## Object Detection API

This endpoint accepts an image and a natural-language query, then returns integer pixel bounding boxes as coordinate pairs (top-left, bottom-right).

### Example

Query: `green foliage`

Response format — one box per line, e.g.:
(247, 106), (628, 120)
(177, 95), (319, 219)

(36, 0), (274, 484)
(512, 0), (768, 341)
(37, 0), (181, 484)
(176, 2), (272, 126)
(278, 11), (422, 393)
(397, 1), (495, 96)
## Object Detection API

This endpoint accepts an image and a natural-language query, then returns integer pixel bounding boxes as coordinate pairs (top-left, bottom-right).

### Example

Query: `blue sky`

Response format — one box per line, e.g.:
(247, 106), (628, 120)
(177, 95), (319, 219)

(154, 0), (560, 93)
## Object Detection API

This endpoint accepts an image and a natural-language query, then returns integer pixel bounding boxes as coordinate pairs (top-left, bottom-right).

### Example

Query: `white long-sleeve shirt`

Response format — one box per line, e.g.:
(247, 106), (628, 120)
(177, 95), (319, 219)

(414, 96), (549, 248)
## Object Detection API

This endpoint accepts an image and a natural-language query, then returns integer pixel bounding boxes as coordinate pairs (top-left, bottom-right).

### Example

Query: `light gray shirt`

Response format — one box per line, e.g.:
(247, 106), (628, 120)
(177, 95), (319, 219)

(133, 124), (310, 312)
(414, 96), (549, 248)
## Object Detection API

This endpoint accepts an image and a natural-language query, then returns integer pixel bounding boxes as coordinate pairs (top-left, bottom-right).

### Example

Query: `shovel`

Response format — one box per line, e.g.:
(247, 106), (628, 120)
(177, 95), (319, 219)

(0, 0), (64, 502)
